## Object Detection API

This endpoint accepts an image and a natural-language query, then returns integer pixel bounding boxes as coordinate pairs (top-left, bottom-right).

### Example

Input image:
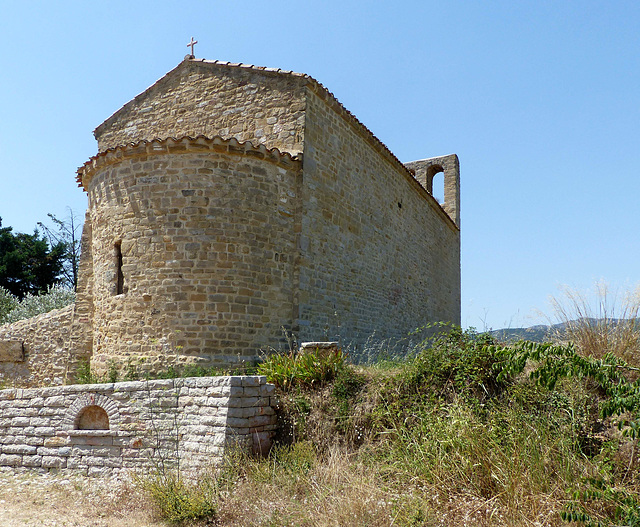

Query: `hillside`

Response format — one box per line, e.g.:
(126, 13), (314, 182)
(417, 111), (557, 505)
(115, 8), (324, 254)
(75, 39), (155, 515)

(132, 328), (640, 526)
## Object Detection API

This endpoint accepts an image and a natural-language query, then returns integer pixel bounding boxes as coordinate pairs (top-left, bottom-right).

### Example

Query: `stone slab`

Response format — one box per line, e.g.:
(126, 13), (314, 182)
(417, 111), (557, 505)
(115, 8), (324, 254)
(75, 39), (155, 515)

(0, 341), (23, 362)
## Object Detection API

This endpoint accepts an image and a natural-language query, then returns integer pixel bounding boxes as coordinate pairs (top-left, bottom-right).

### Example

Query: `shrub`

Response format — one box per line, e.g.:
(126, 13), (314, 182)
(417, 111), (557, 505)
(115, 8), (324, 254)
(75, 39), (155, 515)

(258, 345), (346, 389)
(394, 326), (508, 405)
(0, 287), (18, 322)
(1, 284), (75, 324)
(138, 470), (218, 524)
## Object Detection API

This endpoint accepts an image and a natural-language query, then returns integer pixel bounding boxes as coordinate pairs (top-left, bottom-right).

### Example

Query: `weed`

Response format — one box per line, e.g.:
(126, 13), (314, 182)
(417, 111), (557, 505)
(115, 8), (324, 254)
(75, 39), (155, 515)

(548, 281), (640, 365)
(258, 344), (346, 390)
(137, 469), (218, 524)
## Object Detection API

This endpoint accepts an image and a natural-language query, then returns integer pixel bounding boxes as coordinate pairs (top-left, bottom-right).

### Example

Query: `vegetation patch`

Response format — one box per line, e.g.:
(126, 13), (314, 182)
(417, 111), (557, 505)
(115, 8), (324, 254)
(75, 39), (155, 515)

(75, 313), (640, 525)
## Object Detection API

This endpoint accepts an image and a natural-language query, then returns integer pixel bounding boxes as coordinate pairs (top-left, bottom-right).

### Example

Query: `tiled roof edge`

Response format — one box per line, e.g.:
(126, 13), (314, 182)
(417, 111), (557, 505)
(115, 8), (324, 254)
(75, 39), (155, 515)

(76, 135), (301, 190)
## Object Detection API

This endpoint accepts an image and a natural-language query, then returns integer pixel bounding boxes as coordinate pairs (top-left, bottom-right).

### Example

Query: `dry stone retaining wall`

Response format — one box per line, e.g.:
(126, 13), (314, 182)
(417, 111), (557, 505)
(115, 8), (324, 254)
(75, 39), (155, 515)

(0, 306), (76, 387)
(0, 376), (276, 477)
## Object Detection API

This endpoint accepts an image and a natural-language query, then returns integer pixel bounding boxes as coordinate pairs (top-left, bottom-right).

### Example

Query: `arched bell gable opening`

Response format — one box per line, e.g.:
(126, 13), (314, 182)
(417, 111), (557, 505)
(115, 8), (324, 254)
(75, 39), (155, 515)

(426, 164), (445, 204)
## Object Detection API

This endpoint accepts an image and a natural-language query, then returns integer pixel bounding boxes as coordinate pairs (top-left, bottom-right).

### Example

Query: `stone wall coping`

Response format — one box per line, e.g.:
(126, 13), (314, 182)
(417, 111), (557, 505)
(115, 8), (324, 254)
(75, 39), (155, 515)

(76, 135), (302, 191)
(0, 375), (270, 398)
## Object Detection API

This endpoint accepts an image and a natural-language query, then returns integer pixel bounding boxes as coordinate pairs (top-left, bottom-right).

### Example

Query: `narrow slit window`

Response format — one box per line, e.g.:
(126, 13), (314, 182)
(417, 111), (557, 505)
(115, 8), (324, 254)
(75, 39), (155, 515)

(115, 241), (124, 295)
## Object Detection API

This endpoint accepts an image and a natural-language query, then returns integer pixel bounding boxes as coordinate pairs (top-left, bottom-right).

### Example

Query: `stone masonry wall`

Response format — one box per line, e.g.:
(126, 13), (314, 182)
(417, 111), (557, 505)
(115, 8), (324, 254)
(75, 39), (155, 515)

(296, 88), (461, 348)
(94, 59), (307, 155)
(0, 376), (276, 477)
(0, 306), (76, 387)
(79, 137), (301, 374)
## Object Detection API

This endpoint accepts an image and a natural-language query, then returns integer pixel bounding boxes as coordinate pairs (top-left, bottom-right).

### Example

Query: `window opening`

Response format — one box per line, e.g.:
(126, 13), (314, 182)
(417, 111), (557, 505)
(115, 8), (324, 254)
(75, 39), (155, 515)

(115, 241), (124, 295)
(432, 172), (445, 205)
(426, 165), (445, 205)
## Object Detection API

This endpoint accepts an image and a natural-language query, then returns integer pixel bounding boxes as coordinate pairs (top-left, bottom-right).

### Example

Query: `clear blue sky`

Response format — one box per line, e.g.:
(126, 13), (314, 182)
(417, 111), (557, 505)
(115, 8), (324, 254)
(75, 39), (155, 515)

(1, 1), (638, 330)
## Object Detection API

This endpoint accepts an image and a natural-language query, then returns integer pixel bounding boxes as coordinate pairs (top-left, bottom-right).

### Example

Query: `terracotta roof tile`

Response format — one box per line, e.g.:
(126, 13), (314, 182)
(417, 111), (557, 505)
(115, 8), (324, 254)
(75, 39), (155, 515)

(76, 135), (301, 190)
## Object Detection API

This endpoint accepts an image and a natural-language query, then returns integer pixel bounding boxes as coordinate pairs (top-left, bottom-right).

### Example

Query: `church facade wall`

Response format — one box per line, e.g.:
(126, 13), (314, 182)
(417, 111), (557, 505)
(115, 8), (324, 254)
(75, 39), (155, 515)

(94, 61), (307, 156)
(296, 88), (461, 350)
(83, 138), (301, 375)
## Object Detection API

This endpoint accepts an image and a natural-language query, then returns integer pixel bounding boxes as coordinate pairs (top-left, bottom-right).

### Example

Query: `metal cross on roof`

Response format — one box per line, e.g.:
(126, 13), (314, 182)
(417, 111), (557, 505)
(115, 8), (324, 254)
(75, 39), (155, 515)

(187, 37), (198, 57)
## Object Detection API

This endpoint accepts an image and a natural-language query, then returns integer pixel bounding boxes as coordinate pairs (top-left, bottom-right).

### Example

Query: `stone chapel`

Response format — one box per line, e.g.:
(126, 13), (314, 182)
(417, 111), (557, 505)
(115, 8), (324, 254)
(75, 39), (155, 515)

(0, 57), (460, 386)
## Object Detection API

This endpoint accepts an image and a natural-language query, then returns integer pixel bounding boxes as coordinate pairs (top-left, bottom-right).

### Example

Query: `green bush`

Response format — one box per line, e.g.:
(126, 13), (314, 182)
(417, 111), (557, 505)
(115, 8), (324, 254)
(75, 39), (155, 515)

(0, 287), (18, 322)
(138, 470), (218, 524)
(0, 284), (75, 324)
(258, 345), (346, 389)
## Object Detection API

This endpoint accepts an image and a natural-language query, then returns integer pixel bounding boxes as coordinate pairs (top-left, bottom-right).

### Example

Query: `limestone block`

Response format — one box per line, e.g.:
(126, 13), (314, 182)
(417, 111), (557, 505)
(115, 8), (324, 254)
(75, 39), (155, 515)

(38, 446), (72, 457)
(88, 466), (112, 477)
(44, 436), (70, 447)
(0, 454), (21, 466)
(29, 417), (51, 427)
(241, 376), (262, 387)
(33, 426), (56, 436)
(0, 341), (23, 362)
(3, 444), (37, 455)
(44, 396), (66, 407)
(206, 386), (231, 397)
(11, 417), (30, 427)
(83, 455), (122, 468)
(247, 415), (276, 427)
(41, 456), (66, 468)
(22, 455), (42, 467)
(260, 384), (276, 397)
(199, 415), (226, 427)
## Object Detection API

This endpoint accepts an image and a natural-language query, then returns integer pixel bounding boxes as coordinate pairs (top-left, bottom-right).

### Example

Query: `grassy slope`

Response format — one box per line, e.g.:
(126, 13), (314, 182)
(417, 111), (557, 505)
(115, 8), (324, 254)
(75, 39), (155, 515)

(140, 328), (640, 526)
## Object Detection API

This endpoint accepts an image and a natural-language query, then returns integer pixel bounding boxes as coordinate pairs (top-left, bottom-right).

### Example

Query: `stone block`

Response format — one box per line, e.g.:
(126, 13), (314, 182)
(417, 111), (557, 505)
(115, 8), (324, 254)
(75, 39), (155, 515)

(0, 340), (23, 362)
(29, 417), (51, 427)
(72, 445), (121, 457)
(248, 415), (277, 427)
(38, 446), (72, 457)
(241, 376), (262, 387)
(0, 454), (21, 466)
(44, 396), (66, 407)
(88, 466), (113, 477)
(11, 417), (30, 427)
(44, 436), (70, 447)
(22, 455), (42, 467)
(3, 444), (37, 455)
(41, 456), (67, 468)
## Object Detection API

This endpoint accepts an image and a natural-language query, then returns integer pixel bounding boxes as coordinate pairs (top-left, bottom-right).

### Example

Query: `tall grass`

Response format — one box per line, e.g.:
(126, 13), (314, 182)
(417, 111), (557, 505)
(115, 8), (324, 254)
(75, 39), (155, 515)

(549, 281), (640, 365)
(135, 325), (640, 526)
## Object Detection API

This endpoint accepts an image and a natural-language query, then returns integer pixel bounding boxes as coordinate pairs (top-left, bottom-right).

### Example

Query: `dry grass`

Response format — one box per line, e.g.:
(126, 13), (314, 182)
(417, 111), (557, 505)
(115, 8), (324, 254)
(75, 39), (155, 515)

(0, 470), (160, 527)
(23, 323), (636, 527)
(549, 281), (640, 365)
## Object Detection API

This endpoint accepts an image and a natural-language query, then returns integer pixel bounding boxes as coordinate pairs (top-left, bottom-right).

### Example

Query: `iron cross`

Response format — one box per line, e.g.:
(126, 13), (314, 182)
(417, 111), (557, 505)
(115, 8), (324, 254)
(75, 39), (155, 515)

(187, 37), (198, 56)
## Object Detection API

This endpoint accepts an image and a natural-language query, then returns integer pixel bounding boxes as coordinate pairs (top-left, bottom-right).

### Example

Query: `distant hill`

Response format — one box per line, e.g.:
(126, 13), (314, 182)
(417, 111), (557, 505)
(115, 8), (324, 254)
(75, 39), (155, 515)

(490, 324), (557, 343)
(490, 318), (638, 344)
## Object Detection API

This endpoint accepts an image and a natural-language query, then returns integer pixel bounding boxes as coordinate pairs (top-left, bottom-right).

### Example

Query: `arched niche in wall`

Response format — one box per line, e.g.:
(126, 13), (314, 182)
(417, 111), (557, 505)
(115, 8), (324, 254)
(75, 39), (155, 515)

(62, 392), (120, 432)
(76, 405), (110, 430)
